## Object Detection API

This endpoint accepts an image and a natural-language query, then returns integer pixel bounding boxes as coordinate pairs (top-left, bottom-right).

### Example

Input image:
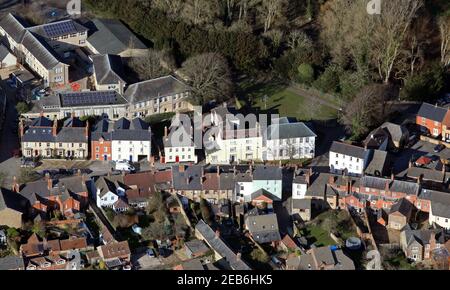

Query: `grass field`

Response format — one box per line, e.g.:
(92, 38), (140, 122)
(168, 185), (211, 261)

(301, 225), (336, 247)
(238, 80), (339, 121)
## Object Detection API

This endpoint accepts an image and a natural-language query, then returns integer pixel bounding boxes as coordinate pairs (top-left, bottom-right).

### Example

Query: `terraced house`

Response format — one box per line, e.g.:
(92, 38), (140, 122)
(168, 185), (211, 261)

(0, 13), (88, 87)
(20, 115), (89, 159)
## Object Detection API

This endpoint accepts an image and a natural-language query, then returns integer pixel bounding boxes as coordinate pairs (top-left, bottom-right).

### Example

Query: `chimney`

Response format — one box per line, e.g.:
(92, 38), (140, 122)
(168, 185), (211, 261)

(179, 165), (185, 172)
(85, 120), (89, 139)
(164, 126), (168, 138)
(328, 175), (335, 185)
(305, 170), (311, 186)
(409, 160), (413, 168)
(77, 169), (82, 176)
(11, 176), (19, 193)
(40, 111), (44, 117)
(442, 164), (446, 173)
(391, 173), (395, 181)
(215, 230), (220, 239)
(52, 119), (57, 137)
(19, 120), (24, 137)
(216, 166), (220, 177)
(236, 252), (241, 261)
(429, 232), (437, 252)
(385, 180), (390, 192)
(47, 176), (52, 191)
(186, 177), (190, 184)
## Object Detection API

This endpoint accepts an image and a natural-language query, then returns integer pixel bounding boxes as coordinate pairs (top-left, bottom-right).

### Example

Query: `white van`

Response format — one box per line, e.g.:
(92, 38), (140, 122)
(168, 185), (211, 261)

(114, 161), (135, 172)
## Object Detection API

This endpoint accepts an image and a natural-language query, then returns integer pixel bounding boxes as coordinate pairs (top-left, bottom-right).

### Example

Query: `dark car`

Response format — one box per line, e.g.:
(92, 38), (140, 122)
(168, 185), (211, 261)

(20, 157), (36, 168)
(434, 144), (445, 153)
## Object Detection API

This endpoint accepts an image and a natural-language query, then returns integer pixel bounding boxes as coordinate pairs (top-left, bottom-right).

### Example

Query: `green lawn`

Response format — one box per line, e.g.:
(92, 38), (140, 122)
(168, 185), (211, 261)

(301, 225), (336, 247)
(238, 80), (338, 121)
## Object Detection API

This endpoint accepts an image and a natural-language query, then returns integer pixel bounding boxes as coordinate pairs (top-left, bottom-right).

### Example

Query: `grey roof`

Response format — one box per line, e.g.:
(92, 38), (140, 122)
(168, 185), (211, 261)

(20, 176), (88, 203)
(0, 13), (27, 43)
(22, 119), (87, 143)
(195, 220), (251, 270)
(428, 190), (450, 218)
(185, 239), (210, 255)
(292, 198), (312, 210)
(380, 122), (408, 143)
(0, 44), (13, 60)
(266, 122), (316, 140)
(21, 30), (63, 70)
(330, 141), (366, 159)
(364, 150), (389, 176)
(407, 167), (444, 183)
(389, 198), (413, 216)
(0, 256), (25, 270)
(95, 175), (125, 198)
(179, 258), (206, 270)
(297, 247), (355, 270)
(55, 127), (88, 143)
(91, 118), (151, 141)
(92, 54), (125, 85)
(252, 165), (282, 180)
(87, 18), (147, 55)
(245, 213), (281, 244)
(417, 103), (447, 122)
(172, 165), (203, 191)
(360, 175), (419, 196)
(22, 126), (54, 142)
(31, 116), (53, 127)
(219, 173), (236, 190)
(59, 90), (127, 108)
(124, 75), (190, 103)
(404, 226), (445, 247)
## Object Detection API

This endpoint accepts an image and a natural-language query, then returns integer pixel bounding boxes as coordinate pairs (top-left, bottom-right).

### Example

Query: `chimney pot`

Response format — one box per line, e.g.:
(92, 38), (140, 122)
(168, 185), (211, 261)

(215, 230), (220, 239)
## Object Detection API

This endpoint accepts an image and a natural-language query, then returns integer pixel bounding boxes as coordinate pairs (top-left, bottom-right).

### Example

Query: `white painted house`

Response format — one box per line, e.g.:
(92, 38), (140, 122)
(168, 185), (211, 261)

(205, 106), (263, 164)
(292, 170), (310, 200)
(329, 141), (370, 176)
(110, 118), (152, 162)
(235, 165), (283, 202)
(163, 118), (197, 164)
(95, 176), (125, 209)
(264, 119), (316, 161)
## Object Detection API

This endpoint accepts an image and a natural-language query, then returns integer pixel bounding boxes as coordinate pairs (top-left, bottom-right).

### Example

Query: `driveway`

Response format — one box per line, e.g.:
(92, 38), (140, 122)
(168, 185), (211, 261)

(131, 251), (163, 270)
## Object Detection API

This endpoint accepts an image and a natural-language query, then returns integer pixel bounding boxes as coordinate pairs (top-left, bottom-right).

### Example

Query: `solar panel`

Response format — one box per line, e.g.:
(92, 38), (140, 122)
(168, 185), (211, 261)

(43, 21), (77, 38)
(60, 91), (119, 107)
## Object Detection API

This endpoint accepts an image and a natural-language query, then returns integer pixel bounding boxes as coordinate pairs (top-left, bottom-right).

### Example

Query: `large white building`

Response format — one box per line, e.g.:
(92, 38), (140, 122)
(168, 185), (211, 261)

(427, 190), (450, 230)
(205, 106), (263, 164)
(163, 120), (197, 164)
(329, 141), (370, 176)
(264, 119), (316, 160)
(110, 118), (152, 162)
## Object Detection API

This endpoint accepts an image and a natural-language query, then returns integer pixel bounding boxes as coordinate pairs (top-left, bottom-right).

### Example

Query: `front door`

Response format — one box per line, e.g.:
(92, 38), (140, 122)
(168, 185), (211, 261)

(175, 156), (180, 163)
(104, 155), (107, 161)
(129, 155), (133, 162)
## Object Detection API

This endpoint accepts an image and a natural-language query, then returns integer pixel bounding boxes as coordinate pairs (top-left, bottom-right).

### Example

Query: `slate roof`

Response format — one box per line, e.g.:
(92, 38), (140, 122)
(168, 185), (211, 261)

(21, 30), (64, 70)
(245, 213), (281, 244)
(95, 175), (125, 198)
(428, 190), (450, 218)
(252, 165), (282, 180)
(380, 122), (408, 143)
(407, 167), (445, 183)
(403, 226), (445, 247)
(298, 247), (355, 270)
(417, 103), (447, 122)
(0, 188), (26, 213)
(389, 198), (413, 217)
(172, 165), (203, 191)
(22, 118), (87, 143)
(266, 122), (316, 140)
(195, 220), (251, 270)
(92, 54), (125, 85)
(124, 75), (190, 103)
(360, 176), (419, 196)
(292, 198), (312, 210)
(185, 239), (210, 256)
(0, 13), (27, 43)
(364, 150), (389, 176)
(20, 176), (88, 203)
(330, 141), (366, 159)
(86, 18), (147, 55)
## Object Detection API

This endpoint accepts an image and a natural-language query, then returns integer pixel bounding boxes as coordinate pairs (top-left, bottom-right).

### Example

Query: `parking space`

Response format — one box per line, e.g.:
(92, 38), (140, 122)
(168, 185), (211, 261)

(131, 252), (163, 270)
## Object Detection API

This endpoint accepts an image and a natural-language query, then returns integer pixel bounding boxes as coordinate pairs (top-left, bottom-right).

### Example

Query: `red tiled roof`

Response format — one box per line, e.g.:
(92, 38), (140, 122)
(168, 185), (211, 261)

(60, 237), (87, 251)
(415, 156), (432, 165)
(281, 234), (298, 250)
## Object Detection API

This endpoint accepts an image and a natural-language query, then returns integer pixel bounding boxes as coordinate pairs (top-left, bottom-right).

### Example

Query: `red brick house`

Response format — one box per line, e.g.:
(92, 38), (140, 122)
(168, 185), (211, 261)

(416, 103), (447, 137)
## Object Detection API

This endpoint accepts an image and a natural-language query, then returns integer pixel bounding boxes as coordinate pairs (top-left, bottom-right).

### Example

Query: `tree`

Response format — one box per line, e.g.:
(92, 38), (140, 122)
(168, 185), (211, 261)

(400, 63), (446, 101)
(439, 14), (450, 67)
(341, 84), (395, 139)
(6, 228), (20, 240)
(16, 102), (29, 115)
(258, 0), (287, 33)
(31, 222), (46, 239)
(250, 248), (270, 263)
(313, 64), (342, 93)
(181, 0), (220, 26)
(287, 30), (313, 51)
(297, 63), (315, 85)
(127, 49), (171, 81)
(180, 53), (233, 105)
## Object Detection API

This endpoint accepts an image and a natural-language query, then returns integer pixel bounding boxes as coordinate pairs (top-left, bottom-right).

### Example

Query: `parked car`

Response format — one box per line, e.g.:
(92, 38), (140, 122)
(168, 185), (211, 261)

(20, 157), (36, 168)
(114, 160), (135, 172)
(146, 248), (155, 257)
(434, 144), (445, 153)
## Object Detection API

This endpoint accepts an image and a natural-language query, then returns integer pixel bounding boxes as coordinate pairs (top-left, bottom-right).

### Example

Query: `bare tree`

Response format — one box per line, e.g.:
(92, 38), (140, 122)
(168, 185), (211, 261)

(152, 0), (184, 19)
(181, 0), (220, 26)
(180, 53), (233, 105)
(341, 84), (395, 138)
(128, 49), (172, 81)
(371, 0), (423, 83)
(287, 30), (313, 51)
(258, 0), (287, 33)
(439, 15), (450, 67)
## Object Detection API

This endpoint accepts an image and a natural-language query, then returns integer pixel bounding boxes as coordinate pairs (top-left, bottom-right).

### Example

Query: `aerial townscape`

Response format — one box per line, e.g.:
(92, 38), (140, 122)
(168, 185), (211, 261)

(0, 0), (449, 272)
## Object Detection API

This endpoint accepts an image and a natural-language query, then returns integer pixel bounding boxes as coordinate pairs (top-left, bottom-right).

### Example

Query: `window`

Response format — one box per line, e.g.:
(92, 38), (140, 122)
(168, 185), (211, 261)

(39, 143), (42, 147)
(336, 153), (338, 158)
(55, 67), (62, 74)
(335, 161), (338, 165)
(71, 143), (74, 147)
(96, 147), (99, 152)
(79, 40), (86, 45)
(105, 147), (108, 152)
(54, 76), (63, 82)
